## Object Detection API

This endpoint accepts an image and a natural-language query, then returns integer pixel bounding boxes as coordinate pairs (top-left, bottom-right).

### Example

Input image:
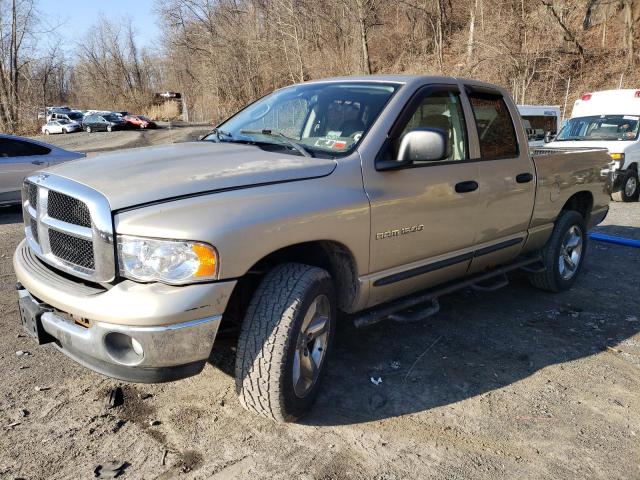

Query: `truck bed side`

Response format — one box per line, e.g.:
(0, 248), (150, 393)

(525, 148), (610, 251)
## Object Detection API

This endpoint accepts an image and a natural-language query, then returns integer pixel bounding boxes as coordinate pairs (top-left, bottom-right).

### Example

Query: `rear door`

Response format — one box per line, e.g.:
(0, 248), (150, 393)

(0, 138), (51, 204)
(464, 85), (536, 273)
(363, 84), (482, 306)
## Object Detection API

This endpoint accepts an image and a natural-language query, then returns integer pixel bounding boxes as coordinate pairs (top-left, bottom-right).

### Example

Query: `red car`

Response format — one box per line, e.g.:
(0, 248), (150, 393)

(124, 114), (157, 129)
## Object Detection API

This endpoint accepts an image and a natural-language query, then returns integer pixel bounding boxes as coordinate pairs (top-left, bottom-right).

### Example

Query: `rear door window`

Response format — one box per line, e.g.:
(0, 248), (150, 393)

(468, 92), (519, 159)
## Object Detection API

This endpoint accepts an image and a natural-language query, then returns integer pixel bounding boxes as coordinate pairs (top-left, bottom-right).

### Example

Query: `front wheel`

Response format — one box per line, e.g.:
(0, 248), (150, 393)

(529, 210), (587, 293)
(611, 170), (639, 202)
(62, 128), (68, 134)
(107, 125), (113, 132)
(44, 130), (50, 135)
(235, 263), (336, 422)
(86, 126), (92, 133)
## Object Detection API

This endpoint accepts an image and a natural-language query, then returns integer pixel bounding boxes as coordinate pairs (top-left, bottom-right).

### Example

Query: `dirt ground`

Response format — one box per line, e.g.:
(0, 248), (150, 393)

(0, 136), (638, 478)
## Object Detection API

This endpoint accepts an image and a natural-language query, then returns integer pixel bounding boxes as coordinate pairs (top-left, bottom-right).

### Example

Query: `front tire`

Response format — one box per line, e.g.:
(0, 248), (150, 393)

(611, 170), (639, 202)
(44, 130), (50, 135)
(86, 126), (92, 133)
(529, 210), (587, 293)
(235, 263), (336, 422)
(107, 125), (113, 132)
(62, 128), (68, 134)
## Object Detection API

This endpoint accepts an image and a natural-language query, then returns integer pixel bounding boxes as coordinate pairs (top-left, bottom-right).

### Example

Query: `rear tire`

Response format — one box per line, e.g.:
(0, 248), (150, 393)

(611, 170), (639, 202)
(235, 263), (336, 422)
(529, 210), (587, 293)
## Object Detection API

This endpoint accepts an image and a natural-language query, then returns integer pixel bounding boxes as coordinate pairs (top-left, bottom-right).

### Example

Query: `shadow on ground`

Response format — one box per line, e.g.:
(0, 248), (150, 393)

(210, 230), (640, 426)
(0, 205), (22, 225)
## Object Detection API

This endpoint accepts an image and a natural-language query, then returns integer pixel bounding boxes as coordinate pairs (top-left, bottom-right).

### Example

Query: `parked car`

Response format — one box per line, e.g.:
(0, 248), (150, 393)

(82, 113), (126, 133)
(42, 119), (81, 135)
(547, 89), (640, 202)
(0, 134), (84, 206)
(14, 76), (610, 422)
(48, 110), (85, 124)
(124, 114), (157, 129)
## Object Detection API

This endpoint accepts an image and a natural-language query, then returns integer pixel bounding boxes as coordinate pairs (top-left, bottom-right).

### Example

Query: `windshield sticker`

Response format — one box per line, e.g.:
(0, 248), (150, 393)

(326, 131), (342, 139)
(623, 115), (639, 121)
(315, 138), (336, 148)
(333, 140), (347, 150)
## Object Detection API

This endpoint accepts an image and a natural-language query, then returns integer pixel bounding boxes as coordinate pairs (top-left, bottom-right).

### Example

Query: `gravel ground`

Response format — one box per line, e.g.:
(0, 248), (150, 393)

(29, 123), (212, 155)
(0, 176), (638, 478)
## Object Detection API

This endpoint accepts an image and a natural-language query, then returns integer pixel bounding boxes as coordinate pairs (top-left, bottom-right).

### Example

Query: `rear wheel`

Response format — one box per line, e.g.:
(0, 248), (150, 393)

(611, 170), (639, 202)
(235, 263), (336, 422)
(529, 210), (587, 292)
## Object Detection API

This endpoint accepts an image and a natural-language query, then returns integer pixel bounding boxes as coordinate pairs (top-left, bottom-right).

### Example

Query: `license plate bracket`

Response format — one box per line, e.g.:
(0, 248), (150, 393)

(18, 293), (54, 345)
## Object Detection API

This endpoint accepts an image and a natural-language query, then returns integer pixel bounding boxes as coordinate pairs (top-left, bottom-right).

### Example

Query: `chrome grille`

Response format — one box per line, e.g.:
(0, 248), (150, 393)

(22, 175), (115, 282)
(47, 191), (91, 227)
(49, 230), (95, 269)
(28, 183), (38, 209)
(30, 218), (39, 244)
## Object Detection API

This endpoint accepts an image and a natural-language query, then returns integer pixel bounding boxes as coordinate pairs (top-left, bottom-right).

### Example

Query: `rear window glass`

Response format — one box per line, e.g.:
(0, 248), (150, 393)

(469, 94), (519, 159)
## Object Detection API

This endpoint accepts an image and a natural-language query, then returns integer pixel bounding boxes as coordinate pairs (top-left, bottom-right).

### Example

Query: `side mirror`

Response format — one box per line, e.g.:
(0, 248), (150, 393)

(398, 128), (448, 162)
(377, 128), (448, 170)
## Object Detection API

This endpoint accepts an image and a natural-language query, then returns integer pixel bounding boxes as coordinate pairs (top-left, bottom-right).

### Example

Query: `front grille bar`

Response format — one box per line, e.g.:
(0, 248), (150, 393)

(22, 174), (115, 283)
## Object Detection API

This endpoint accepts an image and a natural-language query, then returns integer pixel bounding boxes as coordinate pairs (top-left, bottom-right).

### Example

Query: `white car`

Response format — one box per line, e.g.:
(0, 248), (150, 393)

(0, 134), (85, 206)
(42, 119), (81, 135)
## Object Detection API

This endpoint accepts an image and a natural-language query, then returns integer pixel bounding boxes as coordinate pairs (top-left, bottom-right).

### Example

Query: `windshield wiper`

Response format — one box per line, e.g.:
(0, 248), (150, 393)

(240, 129), (313, 157)
(204, 127), (233, 142)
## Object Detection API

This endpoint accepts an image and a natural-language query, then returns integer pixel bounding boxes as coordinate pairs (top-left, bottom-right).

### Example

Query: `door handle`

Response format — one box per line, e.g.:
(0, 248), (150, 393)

(31, 160), (45, 165)
(516, 173), (534, 183)
(455, 180), (479, 193)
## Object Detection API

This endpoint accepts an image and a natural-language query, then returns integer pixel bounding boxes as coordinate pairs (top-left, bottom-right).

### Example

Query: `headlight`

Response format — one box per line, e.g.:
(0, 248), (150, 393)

(117, 235), (218, 284)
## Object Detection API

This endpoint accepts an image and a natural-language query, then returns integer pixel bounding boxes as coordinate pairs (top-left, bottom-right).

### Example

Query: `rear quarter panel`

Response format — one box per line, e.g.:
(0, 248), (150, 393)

(530, 148), (610, 231)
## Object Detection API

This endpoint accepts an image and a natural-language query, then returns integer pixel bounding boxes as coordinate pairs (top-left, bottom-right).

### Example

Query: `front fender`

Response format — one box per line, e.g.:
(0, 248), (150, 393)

(114, 157), (370, 280)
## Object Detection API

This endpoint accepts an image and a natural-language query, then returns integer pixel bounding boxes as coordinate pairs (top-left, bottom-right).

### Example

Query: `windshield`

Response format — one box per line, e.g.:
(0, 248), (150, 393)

(556, 115), (640, 141)
(103, 114), (120, 122)
(207, 82), (400, 157)
(68, 112), (83, 120)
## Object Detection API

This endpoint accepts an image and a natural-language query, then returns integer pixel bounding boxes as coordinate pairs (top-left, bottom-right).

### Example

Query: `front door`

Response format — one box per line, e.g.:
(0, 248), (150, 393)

(362, 84), (481, 306)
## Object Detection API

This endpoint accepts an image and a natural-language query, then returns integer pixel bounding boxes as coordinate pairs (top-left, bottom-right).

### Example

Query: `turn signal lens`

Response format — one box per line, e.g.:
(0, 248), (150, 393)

(610, 153), (624, 161)
(192, 243), (217, 277)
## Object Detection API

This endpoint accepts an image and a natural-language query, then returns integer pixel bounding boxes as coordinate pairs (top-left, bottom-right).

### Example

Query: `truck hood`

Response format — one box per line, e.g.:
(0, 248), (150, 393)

(45, 142), (337, 210)
(545, 139), (631, 154)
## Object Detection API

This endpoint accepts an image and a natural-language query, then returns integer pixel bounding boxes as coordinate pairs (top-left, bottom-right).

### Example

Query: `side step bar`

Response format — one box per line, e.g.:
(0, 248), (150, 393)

(388, 299), (440, 323)
(354, 255), (541, 328)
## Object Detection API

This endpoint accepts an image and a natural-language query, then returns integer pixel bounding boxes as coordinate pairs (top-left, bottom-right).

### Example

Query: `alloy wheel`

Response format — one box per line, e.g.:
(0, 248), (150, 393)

(292, 294), (331, 398)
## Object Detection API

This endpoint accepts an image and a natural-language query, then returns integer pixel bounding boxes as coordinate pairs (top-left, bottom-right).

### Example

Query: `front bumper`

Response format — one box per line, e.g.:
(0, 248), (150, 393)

(14, 239), (236, 382)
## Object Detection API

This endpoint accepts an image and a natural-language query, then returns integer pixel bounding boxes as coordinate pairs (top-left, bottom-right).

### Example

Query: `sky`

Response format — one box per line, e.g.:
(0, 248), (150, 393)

(39, 0), (161, 51)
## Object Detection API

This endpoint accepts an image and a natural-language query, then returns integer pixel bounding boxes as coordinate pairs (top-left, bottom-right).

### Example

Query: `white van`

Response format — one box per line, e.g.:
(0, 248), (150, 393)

(518, 105), (561, 148)
(547, 89), (640, 202)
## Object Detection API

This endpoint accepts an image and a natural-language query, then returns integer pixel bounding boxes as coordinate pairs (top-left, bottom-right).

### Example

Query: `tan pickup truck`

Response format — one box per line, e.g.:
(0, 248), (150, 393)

(14, 76), (610, 422)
